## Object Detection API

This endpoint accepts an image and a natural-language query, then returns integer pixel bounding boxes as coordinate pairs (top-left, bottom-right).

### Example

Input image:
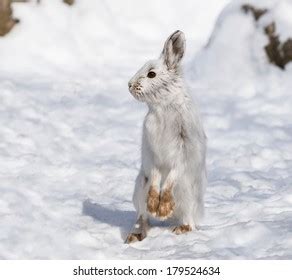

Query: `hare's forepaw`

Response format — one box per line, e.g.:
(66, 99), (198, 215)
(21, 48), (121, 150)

(147, 184), (175, 220)
(157, 187), (175, 220)
(147, 186), (160, 216)
(173, 225), (192, 235)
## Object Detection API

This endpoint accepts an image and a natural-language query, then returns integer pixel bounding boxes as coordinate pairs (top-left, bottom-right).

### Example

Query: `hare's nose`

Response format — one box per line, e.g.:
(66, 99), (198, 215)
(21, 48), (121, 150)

(128, 82), (132, 89)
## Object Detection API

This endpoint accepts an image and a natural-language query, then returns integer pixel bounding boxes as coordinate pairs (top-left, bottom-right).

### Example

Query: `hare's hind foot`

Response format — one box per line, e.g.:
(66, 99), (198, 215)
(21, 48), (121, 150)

(125, 233), (143, 243)
(125, 216), (149, 244)
(146, 186), (160, 216)
(173, 225), (192, 235)
(157, 187), (175, 220)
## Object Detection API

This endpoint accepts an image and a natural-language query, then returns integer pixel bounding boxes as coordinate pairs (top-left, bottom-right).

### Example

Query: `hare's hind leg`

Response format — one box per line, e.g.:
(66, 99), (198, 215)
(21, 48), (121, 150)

(126, 171), (150, 243)
(125, 215), (149, 243)
(172, 178), (205, 235)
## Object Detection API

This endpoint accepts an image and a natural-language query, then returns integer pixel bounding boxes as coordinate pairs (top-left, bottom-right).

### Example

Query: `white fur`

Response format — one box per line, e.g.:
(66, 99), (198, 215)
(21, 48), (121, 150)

(128, 30), (207, 231)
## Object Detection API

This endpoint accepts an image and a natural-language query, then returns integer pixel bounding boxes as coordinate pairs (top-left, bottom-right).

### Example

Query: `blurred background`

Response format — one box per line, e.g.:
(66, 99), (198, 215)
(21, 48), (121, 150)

(0, 0), (228, 79)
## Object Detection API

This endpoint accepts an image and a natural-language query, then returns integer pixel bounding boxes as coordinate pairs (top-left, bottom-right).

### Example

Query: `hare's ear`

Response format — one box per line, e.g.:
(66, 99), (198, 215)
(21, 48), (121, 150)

(161, 30), (186, 69)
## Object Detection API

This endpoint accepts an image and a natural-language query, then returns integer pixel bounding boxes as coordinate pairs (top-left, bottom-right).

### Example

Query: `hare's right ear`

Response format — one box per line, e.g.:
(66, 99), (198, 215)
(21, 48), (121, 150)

(161, 30), (186, 70)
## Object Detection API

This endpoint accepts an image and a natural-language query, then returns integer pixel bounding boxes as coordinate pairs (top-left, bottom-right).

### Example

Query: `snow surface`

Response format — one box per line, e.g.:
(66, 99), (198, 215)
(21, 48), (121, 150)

(0, 0), (292, 259)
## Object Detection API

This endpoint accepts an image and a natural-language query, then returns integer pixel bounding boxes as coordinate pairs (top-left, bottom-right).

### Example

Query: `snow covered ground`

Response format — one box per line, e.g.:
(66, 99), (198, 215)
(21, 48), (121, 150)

(0, 0), (292, 259)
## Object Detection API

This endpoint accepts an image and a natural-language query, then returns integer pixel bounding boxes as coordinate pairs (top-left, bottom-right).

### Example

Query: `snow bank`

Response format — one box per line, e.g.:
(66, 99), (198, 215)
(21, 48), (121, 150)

(188, 0), (292, 259)
(192, 0), (292, 85)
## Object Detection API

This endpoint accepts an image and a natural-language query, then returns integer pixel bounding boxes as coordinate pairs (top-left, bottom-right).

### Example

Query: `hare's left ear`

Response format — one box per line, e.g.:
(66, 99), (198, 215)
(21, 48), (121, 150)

(161, 30), (186, 69)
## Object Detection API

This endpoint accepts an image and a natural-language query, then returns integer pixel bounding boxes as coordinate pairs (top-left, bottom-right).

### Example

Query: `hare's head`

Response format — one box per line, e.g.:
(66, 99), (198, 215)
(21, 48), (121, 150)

(128, 30), (186, 104)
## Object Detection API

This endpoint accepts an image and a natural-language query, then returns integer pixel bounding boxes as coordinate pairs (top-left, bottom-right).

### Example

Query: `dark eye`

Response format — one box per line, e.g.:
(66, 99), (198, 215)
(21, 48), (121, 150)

(147, 71), (156, 78)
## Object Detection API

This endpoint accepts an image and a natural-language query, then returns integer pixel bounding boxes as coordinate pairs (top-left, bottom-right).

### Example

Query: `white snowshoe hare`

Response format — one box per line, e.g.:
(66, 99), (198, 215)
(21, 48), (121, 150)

(126, 30), (207, 243)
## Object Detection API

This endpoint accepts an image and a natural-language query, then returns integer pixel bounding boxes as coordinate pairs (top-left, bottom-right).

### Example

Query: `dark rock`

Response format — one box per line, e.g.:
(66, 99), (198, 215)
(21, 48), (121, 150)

(242, 4), (267, 21)
(242, 4), (292, 69)
(0, 0), (19, 36)
(63, 0), (74, 5)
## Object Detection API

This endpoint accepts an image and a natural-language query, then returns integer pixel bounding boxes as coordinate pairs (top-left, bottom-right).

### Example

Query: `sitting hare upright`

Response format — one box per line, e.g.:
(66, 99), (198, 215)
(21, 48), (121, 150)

(126, 30), (207, 243)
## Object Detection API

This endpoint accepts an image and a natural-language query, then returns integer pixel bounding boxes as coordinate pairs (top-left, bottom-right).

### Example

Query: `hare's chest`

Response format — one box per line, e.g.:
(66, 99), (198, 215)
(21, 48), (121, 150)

(144, 110), (179, 160)
(144, 114), (164, 142)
